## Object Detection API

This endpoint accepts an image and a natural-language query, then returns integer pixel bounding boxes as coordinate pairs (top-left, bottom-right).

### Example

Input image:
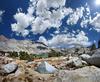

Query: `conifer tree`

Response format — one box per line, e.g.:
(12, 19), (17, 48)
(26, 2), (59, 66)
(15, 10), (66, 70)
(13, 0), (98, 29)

(98, 40), (100, 48)
(90, 43), (96, 50)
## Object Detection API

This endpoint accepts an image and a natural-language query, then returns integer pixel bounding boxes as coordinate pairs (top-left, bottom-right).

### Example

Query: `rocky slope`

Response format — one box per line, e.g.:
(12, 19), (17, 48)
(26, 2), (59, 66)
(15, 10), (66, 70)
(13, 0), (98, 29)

(0, 52), (100, 82)
(0, 35), (100, 82)
(0, 35), (50, 54)
(0, 35), (92, 56)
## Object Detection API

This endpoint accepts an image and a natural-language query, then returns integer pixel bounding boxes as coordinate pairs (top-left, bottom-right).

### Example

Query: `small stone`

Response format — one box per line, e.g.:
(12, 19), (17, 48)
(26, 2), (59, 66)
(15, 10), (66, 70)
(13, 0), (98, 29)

(38, 77), (43, 80)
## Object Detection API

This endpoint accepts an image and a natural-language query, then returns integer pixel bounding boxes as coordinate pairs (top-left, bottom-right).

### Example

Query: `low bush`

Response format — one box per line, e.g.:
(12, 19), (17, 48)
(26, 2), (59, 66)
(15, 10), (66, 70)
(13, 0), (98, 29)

(30, 54), (48, 59)
(7, 51), (18, 58)
(19, 51), (32, 61)
(48, 49), (63, 57)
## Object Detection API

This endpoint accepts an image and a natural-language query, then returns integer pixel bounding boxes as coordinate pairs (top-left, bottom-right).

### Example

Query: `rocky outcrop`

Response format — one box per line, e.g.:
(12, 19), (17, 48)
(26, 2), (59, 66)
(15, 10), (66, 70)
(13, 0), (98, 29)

(60, 47), (91, 56)
(83, 49), (100, 67)
(66, 57), (84, 68)
(55, 66), (100, 82)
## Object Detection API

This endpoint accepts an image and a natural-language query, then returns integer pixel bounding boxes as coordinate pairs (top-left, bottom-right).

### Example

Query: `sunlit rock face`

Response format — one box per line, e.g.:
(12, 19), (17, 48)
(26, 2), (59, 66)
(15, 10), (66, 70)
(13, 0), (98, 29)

(2, 62), (18, 74)
(0, 35), (50, 54)
(55, 66), (100, 82)
(36, 61), (57, 74)
(83, 49), (100, 67)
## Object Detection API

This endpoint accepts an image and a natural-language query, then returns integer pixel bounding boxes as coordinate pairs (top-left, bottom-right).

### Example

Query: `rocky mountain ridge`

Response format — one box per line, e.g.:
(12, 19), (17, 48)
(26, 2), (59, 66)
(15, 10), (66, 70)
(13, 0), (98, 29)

(0, 35), (95, 57)
(0, 35), (50, 54)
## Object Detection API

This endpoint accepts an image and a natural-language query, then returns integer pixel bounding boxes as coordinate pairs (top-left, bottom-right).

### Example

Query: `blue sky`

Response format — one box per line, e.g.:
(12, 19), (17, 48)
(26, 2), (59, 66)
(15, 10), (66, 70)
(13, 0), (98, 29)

(0, 0), (100, 48)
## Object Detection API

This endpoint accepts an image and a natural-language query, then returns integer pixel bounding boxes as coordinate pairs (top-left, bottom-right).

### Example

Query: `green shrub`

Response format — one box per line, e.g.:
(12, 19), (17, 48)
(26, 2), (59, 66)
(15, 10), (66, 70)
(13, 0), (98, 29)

(90, 43), (96, 50)
(98, 40), (100, 48)
(8, 51), (49, 60)
(8, 51), (18, 58)
(19, 51), (32, 61)
(30, 54), (48, 59)
(48, 49), (62, 57)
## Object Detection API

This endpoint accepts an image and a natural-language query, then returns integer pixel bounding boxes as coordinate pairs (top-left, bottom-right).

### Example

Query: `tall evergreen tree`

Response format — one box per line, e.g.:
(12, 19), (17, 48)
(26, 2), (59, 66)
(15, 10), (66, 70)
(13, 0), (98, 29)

(90, 43), (96, 50)
(98, 40), (100, 48)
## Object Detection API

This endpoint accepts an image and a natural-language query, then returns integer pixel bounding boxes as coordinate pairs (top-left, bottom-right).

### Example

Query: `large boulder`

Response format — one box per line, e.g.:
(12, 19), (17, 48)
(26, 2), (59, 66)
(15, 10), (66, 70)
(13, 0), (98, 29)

(36, 61), (57, 74)
(55, 66), (100, 82)
(1, 62), (18, 74)
(84, 49), (100, 67)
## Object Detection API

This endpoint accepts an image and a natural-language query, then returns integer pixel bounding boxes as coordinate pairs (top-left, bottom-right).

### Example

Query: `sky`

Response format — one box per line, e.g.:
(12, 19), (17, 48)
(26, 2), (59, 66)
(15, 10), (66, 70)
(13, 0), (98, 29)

(0, 0), (100, 48)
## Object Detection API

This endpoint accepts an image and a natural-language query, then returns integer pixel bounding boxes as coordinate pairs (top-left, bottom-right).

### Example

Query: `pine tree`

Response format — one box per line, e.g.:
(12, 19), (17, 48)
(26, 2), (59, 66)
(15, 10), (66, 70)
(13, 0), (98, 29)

(90, 43), (96, 50)
(98, 40), (100, 48)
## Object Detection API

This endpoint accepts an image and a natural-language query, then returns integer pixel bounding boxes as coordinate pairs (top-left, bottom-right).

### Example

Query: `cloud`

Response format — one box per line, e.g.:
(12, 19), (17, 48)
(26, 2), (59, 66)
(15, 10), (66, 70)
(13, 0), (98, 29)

(11, 11), (34, 36)
(9, 1), (95, 48)
(31, 0), (73, 33)
(38, 31), (91, 48)
(12, 0), (93, 37)
(90, 13), (100, 32)
(0, 10), (4, 23)
(31, 17), (51, 34)
(38, 36), (48, 45)
(80, 4), (91, 28)
(80, 4), (100, 32)
(67, 7), (84, 25)
(11, 0), (73, 36)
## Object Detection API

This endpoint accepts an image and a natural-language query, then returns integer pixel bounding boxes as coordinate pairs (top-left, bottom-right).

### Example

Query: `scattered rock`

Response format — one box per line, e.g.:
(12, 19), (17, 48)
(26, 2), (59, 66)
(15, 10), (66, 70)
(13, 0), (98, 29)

(1, 62), (18, 74)
(66, 57), (83, 68)
(36, 61), (57, 74)
(80, 54), (91, 60)
(55, 66), (100, 82)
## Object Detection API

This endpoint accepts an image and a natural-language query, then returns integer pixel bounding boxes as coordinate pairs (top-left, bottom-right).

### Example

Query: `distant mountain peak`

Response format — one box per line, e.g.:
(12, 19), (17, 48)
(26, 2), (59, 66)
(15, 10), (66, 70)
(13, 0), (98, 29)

(0, 35), (8, 41)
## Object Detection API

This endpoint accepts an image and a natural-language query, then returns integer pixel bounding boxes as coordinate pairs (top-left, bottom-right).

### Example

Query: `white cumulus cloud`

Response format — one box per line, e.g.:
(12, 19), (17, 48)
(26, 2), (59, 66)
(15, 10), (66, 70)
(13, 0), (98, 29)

(90, 13), (100, 32)
(11, 0), (73, 36)
(67, 7), (84, 25)
(81, 4), (91, 28)
(38, 31), (91, 48)
(11, 11), (34, 36)
(0, 10), (4, 23)
(31, 17), (51, 34)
